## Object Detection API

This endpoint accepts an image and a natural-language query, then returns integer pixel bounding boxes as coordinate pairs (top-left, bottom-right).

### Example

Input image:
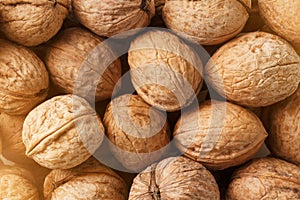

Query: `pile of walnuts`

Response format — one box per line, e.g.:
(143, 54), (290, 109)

(0, 0), (299, 199)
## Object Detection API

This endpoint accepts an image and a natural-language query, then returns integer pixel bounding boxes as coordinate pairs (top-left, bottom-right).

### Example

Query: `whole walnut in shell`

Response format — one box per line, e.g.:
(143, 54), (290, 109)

(173, 100), (268, 170)
(162, 0), (249, 45)
(44, 157), (128, 200)
(0, 165), (39, 199)
(258, 0), (300, 43)
(128, 30), (203, 112)
(0, 39), (49, 115)
(44, 27), (122, 102)
(129, 156), (220, 200)
(103, 94), (170, 172)
(227, 157), (300, 199)
(72, 0), (155, 37)
(22, 94), (105, 169)
(0, 0), (69, 46)
(205, 32), (300, 107)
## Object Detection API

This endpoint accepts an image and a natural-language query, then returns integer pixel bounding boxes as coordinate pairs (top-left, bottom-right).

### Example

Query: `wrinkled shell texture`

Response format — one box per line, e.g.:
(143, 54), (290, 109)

(174, 101), (267, 170)
(266, 86), (300, 165)
(227, 157), (300, 199)
(104, 94), (170, 172)
(22, 94), (104, 169)
(0, 39), (49, 115)
(44, 158), (127, 200)
(72, 0), (155, 37)
(258, 0), (300, 43)
(155, 0), (165, 15)
(205, 32), (300, 107)
(128, 30), (203, 112)
(0, 165), (39, 200)
(162, 0), (249, 45)
(44, 27), (122, 102)
(129, 156), (220, 200)
(0, 0), (69, 46)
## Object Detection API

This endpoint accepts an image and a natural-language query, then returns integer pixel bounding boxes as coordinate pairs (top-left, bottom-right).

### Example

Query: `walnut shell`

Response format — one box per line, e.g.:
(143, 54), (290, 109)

(226, 157), (300, 199)
(0, 165), (39, 199)
(258, 0), (300, 43)
(128, 30), (203, 112)
(103, 94), (170, 172)
(0, 39), (49, 115)
(293, 42), (300, 56)
(205, 32), (300, 107)
(44, 157), (128, 200)
(44, 27), (122, 102)
(129, 156), (220, 200)
(72, 0), (155, 37)
(162, 0), (249, 45)
(0, 0), (69, 46)
(173, 101), (268, 170)
(22, 94), (105, 169)
(155, 0), (165, 15)
(265, 86), (300, 165)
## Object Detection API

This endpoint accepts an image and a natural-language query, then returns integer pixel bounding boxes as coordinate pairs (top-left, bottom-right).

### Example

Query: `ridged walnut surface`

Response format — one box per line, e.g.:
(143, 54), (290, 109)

(44, 157), (127, 200)
(258, 0), (300, 43)
(266, 86), (300, 165)
(44, 27), (121, 102)
(103, 94), (170, 172)
(0, 165), (39, 200)
(162, 0), (249, 45)
(173, 101), (268, 170)
(22, 94), (105, 169)
(0, 0), (69, 46)
(205, 32), (300, 107)
(72, 0), (155, 37)
(129, 156), (220, 200)
(0, 39), (49, 115)
(128, 30), (203, 112)
(227, 157), (300, 199)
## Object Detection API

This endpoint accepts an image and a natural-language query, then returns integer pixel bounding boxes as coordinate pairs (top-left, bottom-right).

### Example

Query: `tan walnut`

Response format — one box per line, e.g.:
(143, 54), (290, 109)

(173, 100), (268, 170)
(0, 0), (69, 46)
(22, 94), (105, 169)
(205, 31), (300, 107)
(128, 30), (203, 112)
(44, 27), (122, 102)
(0, 39), (49, 115)
(227, 157), (300, 199)
(103, 94), (170, 172)
(72, 0), (155, 37)
(129, 156), (220, 200)
(162, 0), (249, 45)
(44, 157), (128, 200)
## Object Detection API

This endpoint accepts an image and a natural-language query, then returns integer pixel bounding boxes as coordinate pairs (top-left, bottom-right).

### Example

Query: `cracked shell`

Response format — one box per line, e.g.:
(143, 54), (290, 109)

(22, 94), (105, 169)
(173, 100), (268, 170)
(205, 31), (300, 107)
(72, 0), (155, 37)
(0, 39), (49, 115)
(162, 0), (249, 45)
(129, 156), (220, 200)
(0, 0), (69, 46)
(226, 157), (300, 199)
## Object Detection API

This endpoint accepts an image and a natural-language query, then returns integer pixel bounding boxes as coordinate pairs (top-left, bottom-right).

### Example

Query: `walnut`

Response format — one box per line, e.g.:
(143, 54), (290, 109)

(226, 157), (300, 199)
(162, 0), (249, 45)
(22, 94), (105, 169)
(155, 0), (165, 15)
(103, 94), (170, 172)
(0, 39), (49, 115)
(258, 0), (300, 43)
(205, 31), (300, 107)
(129, 156), (220, 200)
(173, 100), (268, 170)
(0, 0), (69, 46)
(44, 157), (128, 200)
(128, 30), (203, 112)
(72, 0), (155, 37)
(44, 27), (122, 102)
